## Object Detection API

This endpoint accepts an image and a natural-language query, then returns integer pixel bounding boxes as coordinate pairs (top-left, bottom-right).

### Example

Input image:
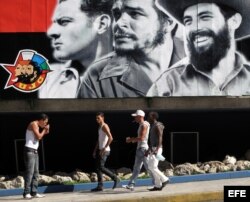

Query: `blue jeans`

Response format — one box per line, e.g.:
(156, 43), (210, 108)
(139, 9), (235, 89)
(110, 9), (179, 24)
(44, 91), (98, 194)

(128, 147), (152, 185)
(23, 147), (39, 196)
(95, 150), (117, 187)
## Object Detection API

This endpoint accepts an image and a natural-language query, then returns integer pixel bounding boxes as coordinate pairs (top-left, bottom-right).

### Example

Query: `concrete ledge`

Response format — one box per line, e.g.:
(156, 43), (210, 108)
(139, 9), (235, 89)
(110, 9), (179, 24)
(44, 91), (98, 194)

(1, 170), (250, 197)
(105, 192), (223, 202)
(1, 96), (250, 112)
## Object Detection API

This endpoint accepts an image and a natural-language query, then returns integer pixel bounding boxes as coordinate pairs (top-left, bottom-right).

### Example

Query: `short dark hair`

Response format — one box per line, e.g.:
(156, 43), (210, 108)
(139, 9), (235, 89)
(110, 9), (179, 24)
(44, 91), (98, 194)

(96, 112), (104, 117)
(150, 111), (159, 120)
(59, 0), (113, 16)
(37, 113), (49, 121)
(80, 0), (113, 16)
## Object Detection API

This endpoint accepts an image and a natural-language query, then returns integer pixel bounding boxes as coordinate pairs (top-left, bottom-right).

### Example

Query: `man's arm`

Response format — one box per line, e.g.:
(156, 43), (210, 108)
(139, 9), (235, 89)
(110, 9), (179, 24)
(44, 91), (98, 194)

(30, 122), (49, 140)
(154, 124), (163, 153)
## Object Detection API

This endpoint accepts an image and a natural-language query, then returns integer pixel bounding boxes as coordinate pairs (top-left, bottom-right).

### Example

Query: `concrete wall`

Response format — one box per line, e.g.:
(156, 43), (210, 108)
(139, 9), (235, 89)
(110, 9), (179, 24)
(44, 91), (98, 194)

(1, 97), (250, 112)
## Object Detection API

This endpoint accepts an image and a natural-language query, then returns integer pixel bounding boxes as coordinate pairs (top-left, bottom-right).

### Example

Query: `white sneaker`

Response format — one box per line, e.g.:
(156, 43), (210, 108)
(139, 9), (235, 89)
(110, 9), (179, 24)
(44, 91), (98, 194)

(33, 193), (45, 198)
(23, 194), (32, 199)
(122, 184), (134, 191)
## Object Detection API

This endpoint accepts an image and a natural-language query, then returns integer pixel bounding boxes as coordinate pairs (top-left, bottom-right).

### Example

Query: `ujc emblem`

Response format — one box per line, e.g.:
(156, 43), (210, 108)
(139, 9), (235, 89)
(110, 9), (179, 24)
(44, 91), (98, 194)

(1, 49), (51, 93)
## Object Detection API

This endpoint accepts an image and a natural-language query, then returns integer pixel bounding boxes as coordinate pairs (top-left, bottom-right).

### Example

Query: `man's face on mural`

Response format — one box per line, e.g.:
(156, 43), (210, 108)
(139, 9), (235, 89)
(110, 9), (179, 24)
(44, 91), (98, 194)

(183, 3), (231, 71)
(25, 64), (34, 76)
(112, 0), (164, 55)
(15, 64), (23, 76)
(47, 0), (97, 62)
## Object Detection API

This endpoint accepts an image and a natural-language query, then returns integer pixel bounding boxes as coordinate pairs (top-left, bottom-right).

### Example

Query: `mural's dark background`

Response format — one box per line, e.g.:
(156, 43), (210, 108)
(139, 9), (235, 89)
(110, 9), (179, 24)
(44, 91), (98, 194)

(0, 109), (249, 175)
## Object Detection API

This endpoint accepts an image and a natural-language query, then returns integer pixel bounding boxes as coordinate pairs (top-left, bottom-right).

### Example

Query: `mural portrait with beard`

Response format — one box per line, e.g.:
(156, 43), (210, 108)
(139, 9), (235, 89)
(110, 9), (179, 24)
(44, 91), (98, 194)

(78, 0), (185, 98)
(187, 24), (231, 73)
(147, 0), (250, 97)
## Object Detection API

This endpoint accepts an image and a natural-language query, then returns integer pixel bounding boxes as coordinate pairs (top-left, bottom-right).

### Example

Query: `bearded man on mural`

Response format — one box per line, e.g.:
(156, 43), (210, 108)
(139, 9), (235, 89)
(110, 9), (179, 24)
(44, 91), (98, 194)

(147, 0), (250, 96)
(38, 0), (113, 98)
(78, 0), (185, 98)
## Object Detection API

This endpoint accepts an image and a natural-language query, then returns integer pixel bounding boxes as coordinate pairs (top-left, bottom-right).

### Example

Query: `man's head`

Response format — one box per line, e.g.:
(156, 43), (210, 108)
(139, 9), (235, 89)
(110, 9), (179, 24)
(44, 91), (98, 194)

(96, 112), (105, 124)
(15, 61), (29, 76)
(25, 61), (41, 83)
(112, 0), (176, 56)
(131, 109), (145, 123)
(148, 111), (159, 124)
(48, 0), (113, 62)
(184, 3), (241, 71)
(37, 113), (49, 128)
(156, 0), (250, 71)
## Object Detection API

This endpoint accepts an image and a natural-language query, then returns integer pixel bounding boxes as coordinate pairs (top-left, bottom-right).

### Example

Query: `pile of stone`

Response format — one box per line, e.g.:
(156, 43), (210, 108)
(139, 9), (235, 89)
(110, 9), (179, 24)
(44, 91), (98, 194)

(1, 155), (250, 189)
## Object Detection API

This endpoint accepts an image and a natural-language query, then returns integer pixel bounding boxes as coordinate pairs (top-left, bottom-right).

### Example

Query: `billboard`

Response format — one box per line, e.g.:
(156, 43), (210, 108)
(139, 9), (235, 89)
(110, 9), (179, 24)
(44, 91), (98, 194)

(1, 0), (250, 99)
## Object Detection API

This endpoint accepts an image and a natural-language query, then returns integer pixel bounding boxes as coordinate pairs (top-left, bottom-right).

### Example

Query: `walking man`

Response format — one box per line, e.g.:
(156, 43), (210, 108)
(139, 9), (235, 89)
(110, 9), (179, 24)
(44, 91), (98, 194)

(91, 112), (120, 191)
(147, 111), (169, 191)
(123, 109), (151, 190)
(23, 113), (50, 199)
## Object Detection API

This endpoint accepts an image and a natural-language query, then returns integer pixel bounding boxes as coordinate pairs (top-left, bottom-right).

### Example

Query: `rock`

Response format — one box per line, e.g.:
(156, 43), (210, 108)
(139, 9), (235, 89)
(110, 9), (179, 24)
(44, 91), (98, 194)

(90, 172), (98, 182)
(203, 161), (224, 167)
(164, 169), (174, 176)
(223, 155), (237, 165)
(38, 174), (57, 185)
(236, 160), (250, 170)
(116, 167), (132, 175)
(0, 176), (24, 189)
(208, 167), (217, 173)
(123, 173), (132, 180)
(0, 175), (7, 182)
(103, 174), (111, 181)
(201, 164), (211, 173)
(201, 161), (225, 173)
(174, 163), (205, 176)
(71, 171), (90, 182)
(52, 175), (73, 183)
(138, 172), (147, 178)
(217, 164), (236, 172)
(54, 172), (70, 177)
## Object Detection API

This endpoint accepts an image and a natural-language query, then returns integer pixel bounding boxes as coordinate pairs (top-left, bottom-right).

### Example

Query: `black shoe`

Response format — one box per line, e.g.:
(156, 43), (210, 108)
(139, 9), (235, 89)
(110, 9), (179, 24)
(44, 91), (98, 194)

(161, 179), (170, 189)
(112, 177), (121, 189)
(148, 186), (162, 191)
(91, 187), (103, 192)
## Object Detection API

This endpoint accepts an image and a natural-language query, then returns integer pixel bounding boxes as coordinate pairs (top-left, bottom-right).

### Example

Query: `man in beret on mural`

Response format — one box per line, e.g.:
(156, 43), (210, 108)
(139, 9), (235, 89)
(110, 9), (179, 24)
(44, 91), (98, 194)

(147, 0), (250, 96)
(78, 0), (185, 98)
(38, 0), (113, 98)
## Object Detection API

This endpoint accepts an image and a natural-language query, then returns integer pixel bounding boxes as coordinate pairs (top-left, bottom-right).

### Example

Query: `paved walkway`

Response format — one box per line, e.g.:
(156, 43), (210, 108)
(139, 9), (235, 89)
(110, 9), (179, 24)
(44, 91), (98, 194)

(1, 177), (250, 202)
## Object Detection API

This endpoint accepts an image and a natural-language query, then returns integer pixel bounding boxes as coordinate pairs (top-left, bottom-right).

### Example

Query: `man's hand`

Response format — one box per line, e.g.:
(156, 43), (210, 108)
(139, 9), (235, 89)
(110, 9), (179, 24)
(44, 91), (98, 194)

(99, 148), (106, 157)
(145, 149), (150, 157)
(126, 137), (132, 143)
(44, 124), (50, 134)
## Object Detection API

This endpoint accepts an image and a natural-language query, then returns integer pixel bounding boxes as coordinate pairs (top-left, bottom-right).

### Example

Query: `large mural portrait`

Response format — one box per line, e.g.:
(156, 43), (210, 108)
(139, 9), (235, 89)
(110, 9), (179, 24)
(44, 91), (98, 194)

(1, 0), (250, 99)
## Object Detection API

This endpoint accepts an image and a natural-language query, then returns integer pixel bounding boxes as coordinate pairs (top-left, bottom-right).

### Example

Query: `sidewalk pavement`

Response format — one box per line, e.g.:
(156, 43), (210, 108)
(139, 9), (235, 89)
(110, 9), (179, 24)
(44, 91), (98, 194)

(1, 177), (249, 202)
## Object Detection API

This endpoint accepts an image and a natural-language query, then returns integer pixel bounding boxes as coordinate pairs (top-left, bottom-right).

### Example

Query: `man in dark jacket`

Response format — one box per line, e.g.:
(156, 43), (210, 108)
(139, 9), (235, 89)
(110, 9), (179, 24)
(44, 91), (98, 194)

(78, 0), (184, 98)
